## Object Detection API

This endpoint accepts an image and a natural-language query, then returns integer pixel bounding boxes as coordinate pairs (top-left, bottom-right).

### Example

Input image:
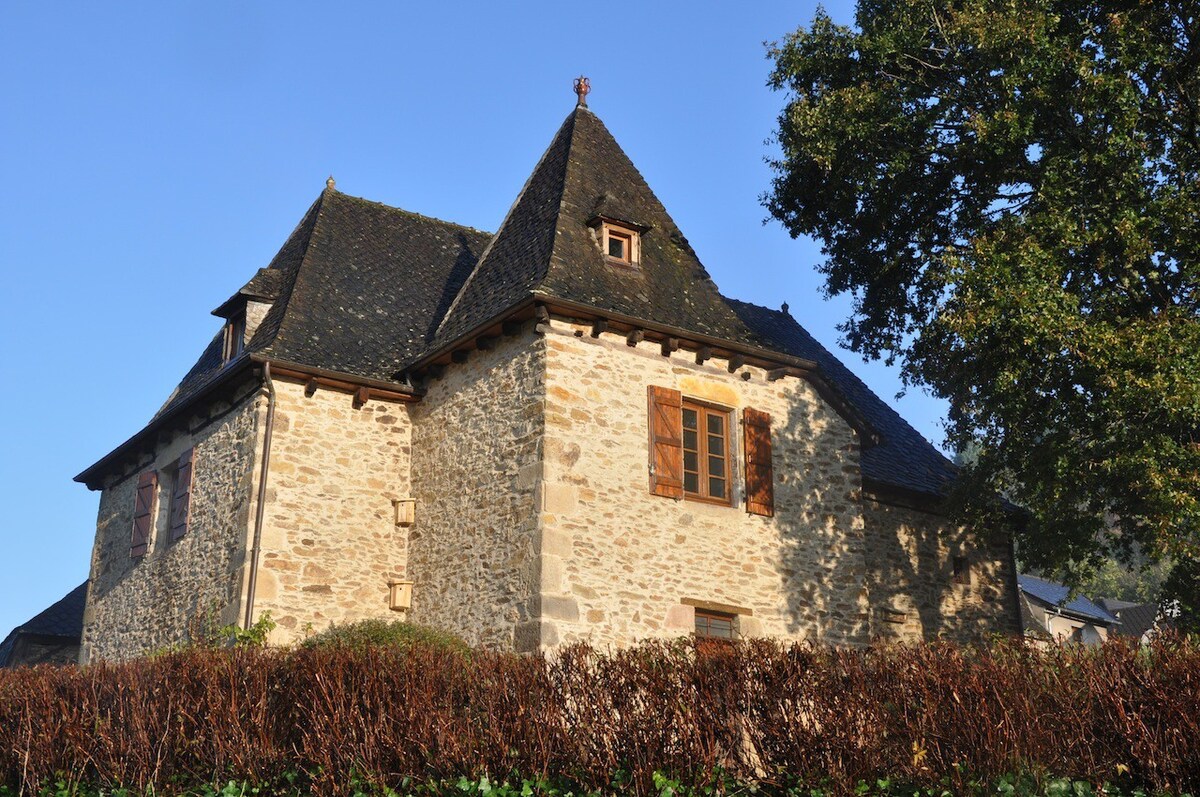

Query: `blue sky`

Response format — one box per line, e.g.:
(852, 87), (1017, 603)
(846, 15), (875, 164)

(0, 2), (949, 638)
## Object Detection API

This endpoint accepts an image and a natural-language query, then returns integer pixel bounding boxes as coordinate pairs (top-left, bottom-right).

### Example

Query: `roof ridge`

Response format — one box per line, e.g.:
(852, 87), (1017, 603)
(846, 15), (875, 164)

(331, 190), (492, 236)
(252, 188), (334, 356)
(433, 109), (579, 339)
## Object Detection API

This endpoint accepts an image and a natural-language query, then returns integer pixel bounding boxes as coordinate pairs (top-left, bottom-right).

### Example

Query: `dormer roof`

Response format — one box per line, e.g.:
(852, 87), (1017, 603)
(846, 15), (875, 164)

(211, 268), (285, 319)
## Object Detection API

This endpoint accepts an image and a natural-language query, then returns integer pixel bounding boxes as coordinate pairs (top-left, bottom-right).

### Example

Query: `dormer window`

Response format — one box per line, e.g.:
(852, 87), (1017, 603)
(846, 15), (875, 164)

(608, 228), (632, 261)
(594, 218), (640, 267)
(223, 310), (246, 363)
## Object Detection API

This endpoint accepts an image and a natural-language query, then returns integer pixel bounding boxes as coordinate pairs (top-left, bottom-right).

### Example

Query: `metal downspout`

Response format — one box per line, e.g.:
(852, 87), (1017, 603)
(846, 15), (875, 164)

(244, 362), (276, 629)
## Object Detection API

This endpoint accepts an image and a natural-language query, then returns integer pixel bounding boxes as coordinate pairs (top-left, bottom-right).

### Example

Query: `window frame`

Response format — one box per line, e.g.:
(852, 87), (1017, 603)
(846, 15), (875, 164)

(680, 397), (734, 507)
(601, 221), (639, 267)
(223, 310), (247, 363)
(694, 608), (738, 641)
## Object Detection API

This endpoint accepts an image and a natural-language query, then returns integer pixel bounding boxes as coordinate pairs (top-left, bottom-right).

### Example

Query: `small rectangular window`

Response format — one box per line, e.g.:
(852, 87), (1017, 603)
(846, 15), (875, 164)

(952, 555), (970, 585)
(681, 400), (731, 504)
(601, 222), (638, 266)
(695, 609), (736, 640)
(223, 311), (247, 363)
(608, 232), (628, 259)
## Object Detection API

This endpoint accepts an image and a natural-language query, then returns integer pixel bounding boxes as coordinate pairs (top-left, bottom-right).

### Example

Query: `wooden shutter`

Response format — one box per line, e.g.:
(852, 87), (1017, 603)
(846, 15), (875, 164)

(131, 470), (158, 557)
(743, 407), (774, 517)
(647, 386), (684, 499)
(169, 448), (194, 541)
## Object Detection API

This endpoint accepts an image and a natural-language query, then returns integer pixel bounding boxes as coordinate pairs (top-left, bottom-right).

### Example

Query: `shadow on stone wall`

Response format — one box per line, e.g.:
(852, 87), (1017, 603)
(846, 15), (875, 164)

(771, 390), (970, 644)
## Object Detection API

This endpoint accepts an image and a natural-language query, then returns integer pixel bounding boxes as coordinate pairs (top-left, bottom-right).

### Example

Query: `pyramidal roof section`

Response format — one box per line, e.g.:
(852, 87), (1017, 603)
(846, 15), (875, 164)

(433, 109), (577, 346)
(432, 104), (767, 352)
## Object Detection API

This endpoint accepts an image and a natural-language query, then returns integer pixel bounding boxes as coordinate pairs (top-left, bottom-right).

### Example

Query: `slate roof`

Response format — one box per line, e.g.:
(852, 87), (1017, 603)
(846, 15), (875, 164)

(80, 102), (962, 500)
(434, 106), (793, 353)
(1099, 600), (1164, 639)
(0, 581), (88, 667)
(725, 301), (957, 496)
(152, 192), (490, 421)
(1018, 574), (1119, 625)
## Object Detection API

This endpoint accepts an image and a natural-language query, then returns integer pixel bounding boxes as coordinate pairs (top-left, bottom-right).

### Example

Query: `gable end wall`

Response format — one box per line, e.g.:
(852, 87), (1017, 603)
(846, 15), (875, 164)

(538, 320), (871, 648)
(81, 382), (263, 661)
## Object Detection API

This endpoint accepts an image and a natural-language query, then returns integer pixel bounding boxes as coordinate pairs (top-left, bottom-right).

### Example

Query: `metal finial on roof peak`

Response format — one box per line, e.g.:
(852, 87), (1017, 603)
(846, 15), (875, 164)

(573, 76), (591, 107)
(326, 175), (336, 190)
(781, 301), (790, 315)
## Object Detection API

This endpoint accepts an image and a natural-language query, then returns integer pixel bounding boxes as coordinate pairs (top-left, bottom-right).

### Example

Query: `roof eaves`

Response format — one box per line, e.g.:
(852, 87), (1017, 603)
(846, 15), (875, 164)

(74, 357), (256, 489)
(536, 295), (884, 443)
(250, 353), (423, 398)
(404, 296), (539, 374)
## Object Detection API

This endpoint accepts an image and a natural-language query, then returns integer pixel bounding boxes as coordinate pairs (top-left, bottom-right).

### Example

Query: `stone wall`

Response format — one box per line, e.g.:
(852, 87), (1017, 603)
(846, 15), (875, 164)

(537, 321), (871, 650)
(250, 378), (413, 643)
(861, 494), (1020, 641)
(407, 331), (545, 650)
(81, 383), (262, 662)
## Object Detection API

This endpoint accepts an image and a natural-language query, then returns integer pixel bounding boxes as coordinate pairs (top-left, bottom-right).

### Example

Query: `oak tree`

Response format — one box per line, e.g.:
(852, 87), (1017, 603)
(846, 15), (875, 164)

(766, 1), (1200, 614)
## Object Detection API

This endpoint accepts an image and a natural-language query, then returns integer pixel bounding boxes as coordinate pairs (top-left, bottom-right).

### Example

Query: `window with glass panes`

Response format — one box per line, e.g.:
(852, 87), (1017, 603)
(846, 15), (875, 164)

(681, 400), (731, 504)
(694, 609), (736, 640)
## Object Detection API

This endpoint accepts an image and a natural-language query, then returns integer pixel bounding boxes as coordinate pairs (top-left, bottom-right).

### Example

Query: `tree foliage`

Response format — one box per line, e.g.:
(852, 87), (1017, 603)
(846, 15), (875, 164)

(765, 1), (1200, 608)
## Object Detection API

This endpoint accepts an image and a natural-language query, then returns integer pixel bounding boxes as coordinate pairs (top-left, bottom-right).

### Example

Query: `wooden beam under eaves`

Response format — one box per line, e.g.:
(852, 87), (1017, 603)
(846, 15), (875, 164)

(727, 354), (746, 373)
(353, 387), (369, 409)
(591, 319), (607, 338)
(626, 329), (644, 347)
(451, 350), (469, 364)
(660, 337), (680, 356)
(695, 346), (712, 365)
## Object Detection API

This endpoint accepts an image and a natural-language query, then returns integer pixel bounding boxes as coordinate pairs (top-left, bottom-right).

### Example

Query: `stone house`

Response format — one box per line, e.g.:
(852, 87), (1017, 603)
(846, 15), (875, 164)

(1018, 574), (1119, 645)
(75, 89), (1021, 661)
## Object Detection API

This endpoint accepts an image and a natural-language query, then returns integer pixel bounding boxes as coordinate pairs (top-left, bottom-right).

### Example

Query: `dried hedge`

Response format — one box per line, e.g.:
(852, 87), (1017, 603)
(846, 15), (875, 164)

(1, 635), (1197, 795)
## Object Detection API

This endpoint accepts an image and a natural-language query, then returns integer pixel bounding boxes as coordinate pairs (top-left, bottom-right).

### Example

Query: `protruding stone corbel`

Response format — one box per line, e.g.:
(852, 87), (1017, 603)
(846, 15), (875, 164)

(476, 335), (499, 351)
(452, 350), (470, 364)
(533, 306), (551, 335)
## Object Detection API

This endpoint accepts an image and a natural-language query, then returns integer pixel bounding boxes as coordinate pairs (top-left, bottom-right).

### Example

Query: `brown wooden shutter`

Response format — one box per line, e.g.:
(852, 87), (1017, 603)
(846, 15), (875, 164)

(743, 407), (774, 517)
(169, 448), (194, 541)
(131, 470), (158, 557)
(647, 385), (684, 499)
